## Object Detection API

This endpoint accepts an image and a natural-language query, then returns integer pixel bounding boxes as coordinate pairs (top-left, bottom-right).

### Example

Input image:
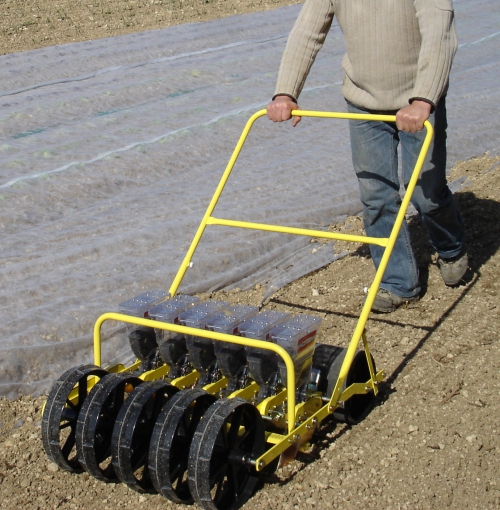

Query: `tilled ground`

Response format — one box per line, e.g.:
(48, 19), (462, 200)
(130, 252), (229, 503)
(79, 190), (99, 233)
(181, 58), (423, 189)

(1, 155), (499, 510)
(1, 3), (499, 509)
(1, 0), (299, 55)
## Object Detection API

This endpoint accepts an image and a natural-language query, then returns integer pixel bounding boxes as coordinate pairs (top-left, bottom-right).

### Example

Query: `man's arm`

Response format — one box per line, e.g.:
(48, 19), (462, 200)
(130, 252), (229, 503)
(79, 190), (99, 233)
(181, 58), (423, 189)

(267, 0), (334, 125)
(398, 0), (457, 132)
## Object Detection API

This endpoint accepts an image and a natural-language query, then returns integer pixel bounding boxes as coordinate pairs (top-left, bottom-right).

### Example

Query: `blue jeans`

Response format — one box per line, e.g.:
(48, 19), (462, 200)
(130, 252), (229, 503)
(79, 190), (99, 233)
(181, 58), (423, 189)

(347, 99), (465, 298)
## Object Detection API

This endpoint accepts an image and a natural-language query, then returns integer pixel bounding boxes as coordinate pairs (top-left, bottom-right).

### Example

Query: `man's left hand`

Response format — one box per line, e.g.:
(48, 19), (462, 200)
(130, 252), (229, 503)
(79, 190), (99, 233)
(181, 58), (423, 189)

(396, 100), (432, 133)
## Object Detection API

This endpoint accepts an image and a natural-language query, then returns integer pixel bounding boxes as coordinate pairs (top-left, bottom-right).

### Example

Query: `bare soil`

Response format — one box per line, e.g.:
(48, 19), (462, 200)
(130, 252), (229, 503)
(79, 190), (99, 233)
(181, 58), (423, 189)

(1, 4), (499, 510)
(1, 0), (300, 55)
(1, 154), (499, 510)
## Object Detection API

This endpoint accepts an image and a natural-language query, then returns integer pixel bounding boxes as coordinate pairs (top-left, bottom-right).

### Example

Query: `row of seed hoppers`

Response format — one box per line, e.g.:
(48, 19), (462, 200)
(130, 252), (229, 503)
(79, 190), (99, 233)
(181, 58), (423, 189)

(42, 290), (380, 510)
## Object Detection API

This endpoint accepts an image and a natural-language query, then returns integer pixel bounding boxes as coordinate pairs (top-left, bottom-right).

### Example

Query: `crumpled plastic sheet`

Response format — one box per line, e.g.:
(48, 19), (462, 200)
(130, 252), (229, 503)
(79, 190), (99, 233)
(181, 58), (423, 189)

(0, 0), (498, 397)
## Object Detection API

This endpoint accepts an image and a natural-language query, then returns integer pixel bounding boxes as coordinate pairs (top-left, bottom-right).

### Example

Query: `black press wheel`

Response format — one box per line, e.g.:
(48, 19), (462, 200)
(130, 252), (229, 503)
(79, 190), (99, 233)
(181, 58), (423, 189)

(149, 388), (217, 504)
(188, 398), (265, 510)
(75, 372), (142, 481)
(311, 343), (345, 394)
(326, 348), (377, 425)
(111, 380), (179, 493)
(41, 364), (108, 472)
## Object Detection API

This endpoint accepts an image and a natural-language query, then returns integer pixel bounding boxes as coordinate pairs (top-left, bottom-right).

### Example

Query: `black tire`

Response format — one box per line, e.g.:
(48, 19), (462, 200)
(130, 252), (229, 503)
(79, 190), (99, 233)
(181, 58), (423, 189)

(41, 364), (108, 472)
(75, 372), (142, 481)
(326, 348), (376, 425)
(188, 398), (265, 510)
(311, 344), (345, 394)
(149, 388), (217, 504)
(112, 380), (179, 493)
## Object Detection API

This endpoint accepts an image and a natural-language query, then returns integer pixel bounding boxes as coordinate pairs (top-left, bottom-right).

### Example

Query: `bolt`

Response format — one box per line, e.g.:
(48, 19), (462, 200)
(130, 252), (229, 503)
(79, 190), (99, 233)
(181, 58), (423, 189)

(258, 460), (265, 470)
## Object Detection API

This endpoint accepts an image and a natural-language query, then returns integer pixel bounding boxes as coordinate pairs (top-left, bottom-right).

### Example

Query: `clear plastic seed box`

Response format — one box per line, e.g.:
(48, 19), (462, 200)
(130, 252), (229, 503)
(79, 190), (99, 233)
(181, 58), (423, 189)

(206, 305), (259, 380)
(206, 305), (259, 335)
(118, 290), (169, 334)
(148, 295), (201, 375)
(178, 300), (230, 376)
(119, 290), (169, 317)
(239, 310), (291, 341)
(269, 314), (322, 399)
(178, 300), (230, 331)
(240, 310), (290, 397)
(149, 295), (201, 341)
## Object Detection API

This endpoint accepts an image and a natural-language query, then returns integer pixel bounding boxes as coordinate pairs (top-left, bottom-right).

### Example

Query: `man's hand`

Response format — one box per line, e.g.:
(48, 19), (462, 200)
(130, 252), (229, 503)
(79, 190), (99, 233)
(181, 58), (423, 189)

(396, 100), (432, 133)
(266, 95), (302, 127)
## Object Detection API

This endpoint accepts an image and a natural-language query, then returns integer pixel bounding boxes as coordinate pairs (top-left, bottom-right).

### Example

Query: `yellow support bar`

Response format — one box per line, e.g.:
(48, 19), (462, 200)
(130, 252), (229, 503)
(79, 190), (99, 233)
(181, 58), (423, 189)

(256, 401), (333, 470)
(256, 389), (287, 417)
(163, 108), (431, 419)
(167, 109), (430, 299)
(170, 370), (200, 390)
(206, 217), (388, 247)
(328, 117), (433, 410)
(338, 370), (385, 403)
(228, 381), (260, 400)
(138, 363), (170, 382)
(362, 330), (379, 396)
(203, 377), (229, 395)
(94, 312), (298, 434)
(168, 109), (267, 297)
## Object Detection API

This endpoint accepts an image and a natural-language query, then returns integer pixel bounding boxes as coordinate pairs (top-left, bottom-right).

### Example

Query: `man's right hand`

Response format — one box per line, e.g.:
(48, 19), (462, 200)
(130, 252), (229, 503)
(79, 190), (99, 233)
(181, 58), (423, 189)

(266, 95), (302, 127)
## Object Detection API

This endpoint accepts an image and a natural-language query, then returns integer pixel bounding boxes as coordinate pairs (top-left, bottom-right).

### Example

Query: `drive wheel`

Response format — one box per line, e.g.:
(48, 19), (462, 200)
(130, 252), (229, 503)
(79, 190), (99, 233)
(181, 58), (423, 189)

(42, 364), (108, 472)
(311, 343), (344, 394)
(76, 372), (142, 480)
(149, 388), (216, 504)
(111, 380), (179, 493)
(326, 348), (376, 425)
(188, 398), (265, 510)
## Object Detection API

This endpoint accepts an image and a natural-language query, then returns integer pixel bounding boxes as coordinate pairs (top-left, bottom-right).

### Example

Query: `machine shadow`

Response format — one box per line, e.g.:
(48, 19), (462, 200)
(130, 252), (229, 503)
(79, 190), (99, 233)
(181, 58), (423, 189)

(378, 191), (500, 396)
(263, 191), (500, 479)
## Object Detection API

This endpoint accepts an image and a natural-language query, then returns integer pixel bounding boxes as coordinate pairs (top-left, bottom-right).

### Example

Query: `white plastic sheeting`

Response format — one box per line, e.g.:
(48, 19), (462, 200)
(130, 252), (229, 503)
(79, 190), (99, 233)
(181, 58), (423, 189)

(0, 1), (498, 397)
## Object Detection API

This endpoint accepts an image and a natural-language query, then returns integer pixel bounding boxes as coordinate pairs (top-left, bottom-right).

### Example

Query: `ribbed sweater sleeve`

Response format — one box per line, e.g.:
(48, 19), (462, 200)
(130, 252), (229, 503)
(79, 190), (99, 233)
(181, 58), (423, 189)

(274, 0), (334, 101)
(411, 0), (458, 107)
(274, 0), (457, 111)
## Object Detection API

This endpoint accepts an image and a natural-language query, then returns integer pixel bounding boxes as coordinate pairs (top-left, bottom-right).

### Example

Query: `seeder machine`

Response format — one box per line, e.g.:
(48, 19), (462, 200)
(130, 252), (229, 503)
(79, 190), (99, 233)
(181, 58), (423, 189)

(42, 110), (432, 510)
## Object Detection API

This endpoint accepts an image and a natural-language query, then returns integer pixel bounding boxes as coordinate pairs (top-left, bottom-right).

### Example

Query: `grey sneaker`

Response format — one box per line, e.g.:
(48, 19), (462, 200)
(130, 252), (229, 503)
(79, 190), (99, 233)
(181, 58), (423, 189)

(370, 288), (419, 313)
(438, 251), (468, 286)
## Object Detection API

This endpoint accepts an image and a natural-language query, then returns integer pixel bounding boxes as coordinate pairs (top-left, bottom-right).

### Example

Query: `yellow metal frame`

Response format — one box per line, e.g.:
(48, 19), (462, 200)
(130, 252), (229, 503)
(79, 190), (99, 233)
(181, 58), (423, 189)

(95, 312), (300, 434)
(92, 110), (432, 471)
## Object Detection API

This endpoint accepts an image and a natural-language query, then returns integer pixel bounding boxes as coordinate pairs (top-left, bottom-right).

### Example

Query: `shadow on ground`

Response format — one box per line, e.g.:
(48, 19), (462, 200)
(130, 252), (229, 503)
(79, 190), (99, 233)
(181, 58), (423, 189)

(264, 190), (500, 475)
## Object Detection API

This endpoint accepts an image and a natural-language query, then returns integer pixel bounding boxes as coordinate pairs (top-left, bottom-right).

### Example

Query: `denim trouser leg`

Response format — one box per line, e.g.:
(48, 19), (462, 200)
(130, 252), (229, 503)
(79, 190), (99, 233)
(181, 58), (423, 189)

(347, 100), (465, 298)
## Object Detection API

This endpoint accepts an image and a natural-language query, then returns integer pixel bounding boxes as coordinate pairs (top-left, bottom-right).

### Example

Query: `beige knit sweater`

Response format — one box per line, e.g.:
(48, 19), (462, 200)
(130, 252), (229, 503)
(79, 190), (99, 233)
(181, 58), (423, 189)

(275, 0), (458, 111)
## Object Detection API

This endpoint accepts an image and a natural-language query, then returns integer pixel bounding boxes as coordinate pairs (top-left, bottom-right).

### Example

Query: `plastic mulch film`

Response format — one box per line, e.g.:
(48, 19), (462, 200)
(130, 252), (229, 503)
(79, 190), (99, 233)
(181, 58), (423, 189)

(0, 1), (498, 397)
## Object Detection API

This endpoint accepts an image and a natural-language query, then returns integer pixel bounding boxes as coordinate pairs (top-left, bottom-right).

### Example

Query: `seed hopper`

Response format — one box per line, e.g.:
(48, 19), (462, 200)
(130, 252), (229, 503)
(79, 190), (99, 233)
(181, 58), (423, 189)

(42, 110), (432, 509)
